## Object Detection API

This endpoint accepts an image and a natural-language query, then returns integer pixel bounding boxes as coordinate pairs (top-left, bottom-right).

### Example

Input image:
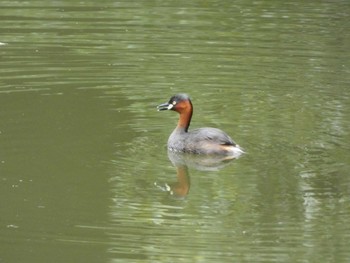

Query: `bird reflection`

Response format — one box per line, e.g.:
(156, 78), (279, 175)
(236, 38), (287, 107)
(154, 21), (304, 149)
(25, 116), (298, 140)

(155, 164), (190, 198)
(167, 150), (237, 171)
(155, 150), (240, 198)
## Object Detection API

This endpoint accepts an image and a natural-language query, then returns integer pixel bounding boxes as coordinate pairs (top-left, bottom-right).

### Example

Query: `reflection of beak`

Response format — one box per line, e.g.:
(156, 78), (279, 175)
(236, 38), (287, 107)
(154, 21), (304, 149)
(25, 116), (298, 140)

(157, 102), (173, 111)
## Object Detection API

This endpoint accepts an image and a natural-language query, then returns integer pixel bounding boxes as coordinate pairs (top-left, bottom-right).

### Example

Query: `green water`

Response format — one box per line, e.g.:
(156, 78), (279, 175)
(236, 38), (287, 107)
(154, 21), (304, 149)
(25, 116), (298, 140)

(1, 1), (350, 262)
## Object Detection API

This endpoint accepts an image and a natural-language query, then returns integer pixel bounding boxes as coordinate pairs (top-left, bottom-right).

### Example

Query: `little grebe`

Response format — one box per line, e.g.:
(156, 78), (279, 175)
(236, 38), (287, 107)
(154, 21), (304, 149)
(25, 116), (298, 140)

(157, 94), (243, 157)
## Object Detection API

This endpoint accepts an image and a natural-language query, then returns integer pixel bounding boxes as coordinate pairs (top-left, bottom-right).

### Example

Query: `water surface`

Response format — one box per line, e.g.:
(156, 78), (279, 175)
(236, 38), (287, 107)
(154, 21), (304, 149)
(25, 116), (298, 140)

(1, 1), (350, 262)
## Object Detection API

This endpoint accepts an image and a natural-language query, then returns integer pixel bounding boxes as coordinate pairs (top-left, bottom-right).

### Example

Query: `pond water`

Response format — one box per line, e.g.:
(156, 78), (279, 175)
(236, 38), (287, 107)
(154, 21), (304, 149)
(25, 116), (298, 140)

(1, 1), (350, 262)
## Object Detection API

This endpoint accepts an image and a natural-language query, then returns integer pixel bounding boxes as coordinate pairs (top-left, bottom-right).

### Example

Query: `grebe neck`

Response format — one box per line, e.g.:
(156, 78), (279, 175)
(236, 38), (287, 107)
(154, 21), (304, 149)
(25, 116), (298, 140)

(176, 108), (192, 132)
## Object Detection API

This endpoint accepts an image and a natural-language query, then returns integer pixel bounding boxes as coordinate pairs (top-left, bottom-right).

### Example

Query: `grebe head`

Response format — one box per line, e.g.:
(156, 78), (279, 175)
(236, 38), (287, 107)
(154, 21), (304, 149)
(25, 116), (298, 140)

(157, 93), (192, 113)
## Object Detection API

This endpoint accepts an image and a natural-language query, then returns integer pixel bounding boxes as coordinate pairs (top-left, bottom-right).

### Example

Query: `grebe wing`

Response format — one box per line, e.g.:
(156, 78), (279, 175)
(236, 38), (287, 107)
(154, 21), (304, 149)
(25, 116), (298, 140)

(188, 127), (237, 146)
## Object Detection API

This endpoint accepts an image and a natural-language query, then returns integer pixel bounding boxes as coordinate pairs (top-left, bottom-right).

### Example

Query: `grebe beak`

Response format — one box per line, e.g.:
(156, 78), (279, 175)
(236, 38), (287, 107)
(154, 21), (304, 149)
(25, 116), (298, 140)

(157, 102), (173, 111)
